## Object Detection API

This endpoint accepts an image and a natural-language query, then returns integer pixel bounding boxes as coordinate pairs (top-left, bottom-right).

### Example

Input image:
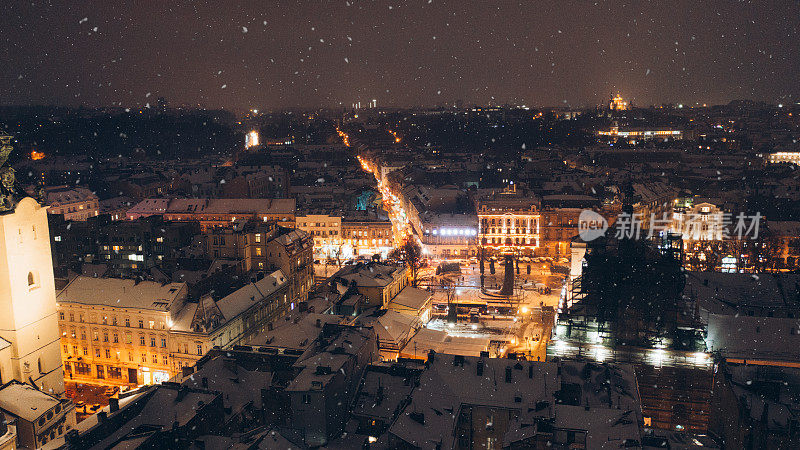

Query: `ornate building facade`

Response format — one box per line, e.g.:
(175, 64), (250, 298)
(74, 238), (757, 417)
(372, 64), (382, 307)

(477, 185), (541, 254)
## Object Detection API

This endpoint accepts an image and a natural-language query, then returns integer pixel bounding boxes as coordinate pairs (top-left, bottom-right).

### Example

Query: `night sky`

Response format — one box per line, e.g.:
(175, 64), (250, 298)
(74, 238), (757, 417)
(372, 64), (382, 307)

(1, 1), (798, 111)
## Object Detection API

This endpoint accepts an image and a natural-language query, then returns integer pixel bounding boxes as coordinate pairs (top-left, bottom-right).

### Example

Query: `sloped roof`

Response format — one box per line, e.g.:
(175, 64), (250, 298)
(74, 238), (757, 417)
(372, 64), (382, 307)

(57, 276), (186, 311)
(388, 287), (431, 312)
(707, 314), (800, 361)
(0, 381), (61, 422)
(215, 270), (287, 320)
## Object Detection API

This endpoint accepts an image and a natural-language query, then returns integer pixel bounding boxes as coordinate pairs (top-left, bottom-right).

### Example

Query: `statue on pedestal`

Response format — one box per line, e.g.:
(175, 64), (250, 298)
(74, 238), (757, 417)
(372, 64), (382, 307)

(0, 136), (17, 212)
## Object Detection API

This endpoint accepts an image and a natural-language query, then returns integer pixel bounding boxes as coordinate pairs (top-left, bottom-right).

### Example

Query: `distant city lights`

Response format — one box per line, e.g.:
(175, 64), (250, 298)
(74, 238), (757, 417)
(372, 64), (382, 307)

(245, 130), (260, 148)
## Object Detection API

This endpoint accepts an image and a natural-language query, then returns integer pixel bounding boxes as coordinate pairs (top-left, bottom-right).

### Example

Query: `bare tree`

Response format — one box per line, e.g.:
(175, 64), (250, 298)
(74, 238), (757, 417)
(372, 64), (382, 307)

(331, 242), (346, 268)
(390, 239), (423, 286)
(439, 276), (458, 322)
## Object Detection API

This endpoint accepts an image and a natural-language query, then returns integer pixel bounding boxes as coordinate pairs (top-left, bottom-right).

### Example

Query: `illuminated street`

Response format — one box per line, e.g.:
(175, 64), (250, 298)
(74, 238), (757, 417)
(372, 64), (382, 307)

(357, 155), (414, 247)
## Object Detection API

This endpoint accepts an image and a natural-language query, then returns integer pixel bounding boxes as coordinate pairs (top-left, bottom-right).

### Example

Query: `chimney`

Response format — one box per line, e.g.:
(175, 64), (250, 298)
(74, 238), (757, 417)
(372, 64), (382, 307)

(176, 387), (187, 402)
(109, 397), (119, 413)
(316, 318), (321, 328)
(267, 322), (273, 331)
(201, 377), (208, 388)
(223, 358), (238, 374)
(505, 366), (512, 383)
(376, 385), (384, 405)
(97, 411), (107, 423)
(477, 361), (484, 377)
(427, 350), (436, 363)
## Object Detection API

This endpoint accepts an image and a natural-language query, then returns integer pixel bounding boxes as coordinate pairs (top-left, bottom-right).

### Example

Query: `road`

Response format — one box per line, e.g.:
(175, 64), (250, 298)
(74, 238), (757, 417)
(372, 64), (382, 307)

(65, 381), (117, 422)
(357, 155), (413, 244)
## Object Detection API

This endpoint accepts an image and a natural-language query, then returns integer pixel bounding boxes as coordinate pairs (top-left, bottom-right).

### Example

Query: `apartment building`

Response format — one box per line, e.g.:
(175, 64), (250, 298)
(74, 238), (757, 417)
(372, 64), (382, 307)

(477, 185), (541, 254)
(57, 270), (295, 384)
(295, 213), (342, 258)
(168, 270), (292, 372)
(56, 278), (188, 385)
(341, 215), (394, 259)
(45, 186), (100, 221)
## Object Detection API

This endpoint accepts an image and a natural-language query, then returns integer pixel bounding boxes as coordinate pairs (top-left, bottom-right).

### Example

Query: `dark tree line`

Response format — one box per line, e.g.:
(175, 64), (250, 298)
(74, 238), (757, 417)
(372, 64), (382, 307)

(579, 237), (688, 347)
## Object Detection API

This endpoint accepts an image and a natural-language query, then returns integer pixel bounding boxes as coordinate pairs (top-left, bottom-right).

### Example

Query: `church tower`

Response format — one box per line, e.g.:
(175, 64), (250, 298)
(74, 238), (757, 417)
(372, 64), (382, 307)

(0, 197), (65, 395)
(0, 136), (64, 396)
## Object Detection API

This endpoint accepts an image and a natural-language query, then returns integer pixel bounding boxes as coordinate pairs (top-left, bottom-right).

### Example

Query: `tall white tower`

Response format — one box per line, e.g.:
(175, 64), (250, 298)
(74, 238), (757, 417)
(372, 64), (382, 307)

(0, 197), (64, 396)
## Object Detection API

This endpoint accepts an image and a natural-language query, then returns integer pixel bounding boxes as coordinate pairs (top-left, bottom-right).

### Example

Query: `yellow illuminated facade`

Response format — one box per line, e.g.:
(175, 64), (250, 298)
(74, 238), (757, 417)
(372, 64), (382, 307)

(609, 93), (629, 111)
(477, 186), (540, 253)
(767, 152), (800, 165)
(57, 280), (187, 386)
(597, 126), (683, 142)
(245, 130), (260, 148)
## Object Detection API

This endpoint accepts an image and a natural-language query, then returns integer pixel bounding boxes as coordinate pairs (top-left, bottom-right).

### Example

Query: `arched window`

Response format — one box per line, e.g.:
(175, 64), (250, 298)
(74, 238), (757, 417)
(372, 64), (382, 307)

(27, 271), (40, 289)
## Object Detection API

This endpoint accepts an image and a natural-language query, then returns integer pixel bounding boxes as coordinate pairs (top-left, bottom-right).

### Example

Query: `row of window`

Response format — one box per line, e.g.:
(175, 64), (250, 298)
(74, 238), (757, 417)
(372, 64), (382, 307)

(311, 229), (339, 236)
(63, 343), (200, 362)
(346, 229), (391, 237)
(57, 201), (98, 213)
(298, 222), (336, 227)
(345, 238), (390, 246)
(483, 237), (538, 245)
(481, 218), (539, 228)
(481, 228), (538, 235)
(66, 362), (124, 379)
(62, 326), (168, 347)
(59, 312), (165, 329)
